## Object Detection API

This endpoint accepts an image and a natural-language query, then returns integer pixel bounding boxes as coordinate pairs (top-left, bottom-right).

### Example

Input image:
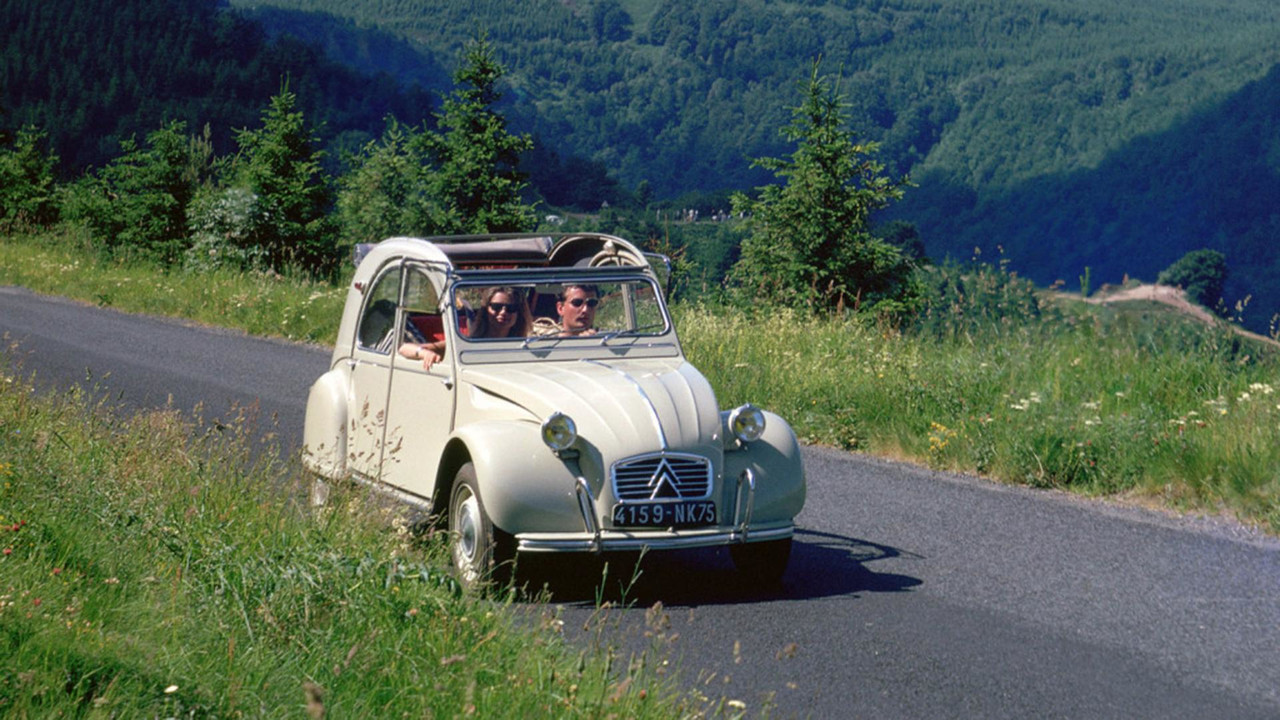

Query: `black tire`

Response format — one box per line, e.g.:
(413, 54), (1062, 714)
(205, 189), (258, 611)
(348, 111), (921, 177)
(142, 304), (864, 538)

(448, 463), (513, 592)
(730, 538), (792, 584)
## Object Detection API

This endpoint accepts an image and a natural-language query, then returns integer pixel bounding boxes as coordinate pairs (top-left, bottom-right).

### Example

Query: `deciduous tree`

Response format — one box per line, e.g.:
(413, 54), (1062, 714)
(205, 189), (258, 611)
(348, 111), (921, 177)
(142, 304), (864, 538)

(1158, 248), (1228, 312)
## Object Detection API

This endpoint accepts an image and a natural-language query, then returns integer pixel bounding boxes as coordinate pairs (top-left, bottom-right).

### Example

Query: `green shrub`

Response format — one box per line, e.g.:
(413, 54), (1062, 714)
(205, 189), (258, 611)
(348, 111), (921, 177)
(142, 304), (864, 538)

(58, 121), (213, 265)
(183, 187), (269, 272)
(910, 257), (1046, 340)
(1158, 248), (1228, 311)
(0, 125), (59, 228)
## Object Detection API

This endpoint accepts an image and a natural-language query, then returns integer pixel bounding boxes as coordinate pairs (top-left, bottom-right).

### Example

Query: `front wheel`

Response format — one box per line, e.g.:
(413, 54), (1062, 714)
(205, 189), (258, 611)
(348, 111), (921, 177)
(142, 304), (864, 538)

(449, 463), (513, 592)
(730, 538), (792, 585)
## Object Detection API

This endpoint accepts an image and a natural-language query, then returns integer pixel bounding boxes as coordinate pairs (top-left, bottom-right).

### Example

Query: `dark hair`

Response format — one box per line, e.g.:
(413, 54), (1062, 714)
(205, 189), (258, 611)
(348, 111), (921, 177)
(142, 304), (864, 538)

(558, 283), (599, 300)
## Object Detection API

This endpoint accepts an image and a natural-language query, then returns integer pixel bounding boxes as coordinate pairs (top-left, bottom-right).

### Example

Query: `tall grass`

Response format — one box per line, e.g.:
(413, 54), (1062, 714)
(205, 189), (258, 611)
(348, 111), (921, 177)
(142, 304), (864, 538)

(679, 263), (1280, 533)
(0, 360), (709, 717)
(0, 229), (344, 343)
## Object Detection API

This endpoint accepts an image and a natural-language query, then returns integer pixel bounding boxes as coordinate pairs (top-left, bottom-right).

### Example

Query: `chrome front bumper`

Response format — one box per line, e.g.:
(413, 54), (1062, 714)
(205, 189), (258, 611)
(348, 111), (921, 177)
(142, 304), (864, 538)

(516, 468), (791, 553)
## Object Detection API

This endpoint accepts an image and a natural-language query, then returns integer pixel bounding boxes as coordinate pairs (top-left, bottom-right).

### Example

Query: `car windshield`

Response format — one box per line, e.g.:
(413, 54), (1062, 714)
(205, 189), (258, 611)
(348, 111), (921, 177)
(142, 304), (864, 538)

(451, 277), (668, 343)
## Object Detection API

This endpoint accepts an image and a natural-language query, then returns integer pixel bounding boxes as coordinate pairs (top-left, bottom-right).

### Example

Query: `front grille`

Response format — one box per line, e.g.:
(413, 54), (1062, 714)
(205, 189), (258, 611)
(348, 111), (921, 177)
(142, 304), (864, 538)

(612, 453), (712, 501)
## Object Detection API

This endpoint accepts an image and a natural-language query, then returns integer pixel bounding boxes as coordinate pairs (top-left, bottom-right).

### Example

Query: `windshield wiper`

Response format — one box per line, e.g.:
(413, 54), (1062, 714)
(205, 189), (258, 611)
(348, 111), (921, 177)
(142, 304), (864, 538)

(598, 323), (666, 346)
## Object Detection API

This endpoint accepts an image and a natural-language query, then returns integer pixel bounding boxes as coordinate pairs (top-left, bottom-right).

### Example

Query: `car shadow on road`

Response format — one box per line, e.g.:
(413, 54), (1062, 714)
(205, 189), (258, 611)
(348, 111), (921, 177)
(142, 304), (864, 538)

(513, 528), (922, 607)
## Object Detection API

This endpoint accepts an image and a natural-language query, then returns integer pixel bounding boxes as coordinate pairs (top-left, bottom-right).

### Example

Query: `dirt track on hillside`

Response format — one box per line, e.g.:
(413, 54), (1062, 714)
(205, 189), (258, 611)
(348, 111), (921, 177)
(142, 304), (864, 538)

(1081, 283), (1279, 348)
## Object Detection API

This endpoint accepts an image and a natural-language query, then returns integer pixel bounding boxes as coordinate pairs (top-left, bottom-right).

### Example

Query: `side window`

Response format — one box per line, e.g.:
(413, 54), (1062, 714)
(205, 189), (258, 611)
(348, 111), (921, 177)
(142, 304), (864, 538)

(401, 267), (444, 344)
(356, 266), (403, 353)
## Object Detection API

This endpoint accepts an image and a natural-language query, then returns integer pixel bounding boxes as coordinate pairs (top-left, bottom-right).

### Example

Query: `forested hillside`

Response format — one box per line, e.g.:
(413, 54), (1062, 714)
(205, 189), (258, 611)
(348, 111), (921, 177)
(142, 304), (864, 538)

(234, 0), (1280, 192)
(895, 64), (1280, 329)
(0, 0), (433, 173)
(231, 0), (1280, 328)
(4, 0), (1280, 328)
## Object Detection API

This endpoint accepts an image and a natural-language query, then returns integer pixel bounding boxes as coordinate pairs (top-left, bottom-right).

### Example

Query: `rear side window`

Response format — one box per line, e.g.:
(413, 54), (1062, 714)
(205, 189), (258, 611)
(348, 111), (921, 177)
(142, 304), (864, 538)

(356, 266), (402, 353)
(401, 266), (445, 343)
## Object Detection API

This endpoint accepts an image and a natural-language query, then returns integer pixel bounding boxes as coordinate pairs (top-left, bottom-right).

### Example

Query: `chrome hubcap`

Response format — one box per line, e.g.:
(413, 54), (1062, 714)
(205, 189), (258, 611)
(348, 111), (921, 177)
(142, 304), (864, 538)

(455, 491), (479, 565)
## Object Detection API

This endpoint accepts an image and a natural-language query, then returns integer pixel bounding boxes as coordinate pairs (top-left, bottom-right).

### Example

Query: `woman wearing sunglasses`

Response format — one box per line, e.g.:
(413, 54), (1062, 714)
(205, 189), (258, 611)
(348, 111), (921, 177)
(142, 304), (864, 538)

(469, 286), (533, 340)
(400, 286), (531, 369)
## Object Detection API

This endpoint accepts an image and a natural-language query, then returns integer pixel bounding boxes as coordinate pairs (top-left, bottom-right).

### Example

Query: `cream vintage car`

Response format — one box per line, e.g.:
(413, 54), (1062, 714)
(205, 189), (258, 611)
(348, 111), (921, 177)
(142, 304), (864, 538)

(303, 233), (806, 589)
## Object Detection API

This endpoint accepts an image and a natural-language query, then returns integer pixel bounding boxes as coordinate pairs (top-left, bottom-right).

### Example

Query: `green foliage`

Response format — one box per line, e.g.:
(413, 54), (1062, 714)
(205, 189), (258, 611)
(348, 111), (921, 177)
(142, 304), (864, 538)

(874, 220), (927, 263)
(0, 125), (59, 228)
(423, 35), (536, 234)
(335, 37), (538, 240)
(0, 0), (434, 177)
(231, 88), (338, 272)
(335, 118), (439, 245)
(894, 64), (1280, 334)
(0, 230), (345, 343)
(730, 63), (918, 316)
(59, 121), (214, 265)
(9, 0), (1280, 320)
(677, 297), (1280, 532)
(1158, 249), (1228, 311)
(224, 0), (1280, 325)
(228, 0), (1280, 198)
(5, 228), (1280, 534)
(523, 141), (627, 212)
(910, 257), (1047, 341)
(183, 187), (270, 272)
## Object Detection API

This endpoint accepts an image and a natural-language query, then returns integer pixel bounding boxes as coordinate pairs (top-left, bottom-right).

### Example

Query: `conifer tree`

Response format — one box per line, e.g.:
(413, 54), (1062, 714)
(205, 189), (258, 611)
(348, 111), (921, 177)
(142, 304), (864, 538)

(423, 34), (535, 234)
(60, 120), (212, 265)
(730, 62), (918, 315)
(233, 87), (337, 271)
(335, 117), (439, 244)
(0, 125), (59, 228)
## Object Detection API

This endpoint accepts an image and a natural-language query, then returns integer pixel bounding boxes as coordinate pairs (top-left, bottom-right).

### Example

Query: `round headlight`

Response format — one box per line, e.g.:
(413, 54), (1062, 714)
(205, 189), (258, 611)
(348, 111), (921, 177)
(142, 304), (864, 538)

(541, 412), (578, 451)
(728, 404), (766, 443)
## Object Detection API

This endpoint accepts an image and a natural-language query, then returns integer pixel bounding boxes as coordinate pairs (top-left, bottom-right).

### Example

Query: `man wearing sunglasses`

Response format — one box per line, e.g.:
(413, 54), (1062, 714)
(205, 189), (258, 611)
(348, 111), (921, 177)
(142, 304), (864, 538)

(557, 284), (599, 336)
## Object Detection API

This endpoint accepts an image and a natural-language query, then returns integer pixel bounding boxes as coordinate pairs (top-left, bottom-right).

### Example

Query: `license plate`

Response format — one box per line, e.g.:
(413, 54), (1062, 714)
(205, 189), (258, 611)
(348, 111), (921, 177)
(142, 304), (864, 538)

(611, 501), (716, 528)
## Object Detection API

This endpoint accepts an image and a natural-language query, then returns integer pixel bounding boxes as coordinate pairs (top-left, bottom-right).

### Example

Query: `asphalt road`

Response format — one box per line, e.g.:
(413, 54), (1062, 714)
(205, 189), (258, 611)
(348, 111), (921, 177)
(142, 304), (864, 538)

(4, 285), (1278, 719)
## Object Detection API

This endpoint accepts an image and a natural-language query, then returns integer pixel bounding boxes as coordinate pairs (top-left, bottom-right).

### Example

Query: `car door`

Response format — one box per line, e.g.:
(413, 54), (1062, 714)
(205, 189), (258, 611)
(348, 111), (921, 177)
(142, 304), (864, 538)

(381, 263), (455, 502)
(347, 262), (402, 480)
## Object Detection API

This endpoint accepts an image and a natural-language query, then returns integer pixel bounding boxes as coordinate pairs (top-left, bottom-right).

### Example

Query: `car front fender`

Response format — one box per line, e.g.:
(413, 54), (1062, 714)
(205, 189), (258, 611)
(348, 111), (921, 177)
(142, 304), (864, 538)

(721, 410), (806, 524)
(448, 420), (587, 535)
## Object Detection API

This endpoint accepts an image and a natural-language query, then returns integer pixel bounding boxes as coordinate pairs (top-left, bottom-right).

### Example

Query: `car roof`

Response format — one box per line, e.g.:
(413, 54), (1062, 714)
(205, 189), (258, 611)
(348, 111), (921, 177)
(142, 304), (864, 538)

(354, 233), (653, 274)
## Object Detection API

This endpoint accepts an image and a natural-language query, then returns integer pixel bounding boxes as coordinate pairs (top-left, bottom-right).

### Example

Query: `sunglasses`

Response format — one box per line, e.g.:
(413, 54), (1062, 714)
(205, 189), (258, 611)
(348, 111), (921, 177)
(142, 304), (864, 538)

(487, 302), (520, 314)
(567, 297), (599, 308)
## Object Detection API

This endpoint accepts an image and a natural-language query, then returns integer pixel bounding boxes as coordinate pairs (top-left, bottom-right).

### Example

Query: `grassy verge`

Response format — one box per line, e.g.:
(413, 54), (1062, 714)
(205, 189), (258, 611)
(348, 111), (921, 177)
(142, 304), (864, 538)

(3, 228), (1277, 534)
(0, 228), (344, 344)
(678, 304), (1280, 533)
(0, 361), (707, 717)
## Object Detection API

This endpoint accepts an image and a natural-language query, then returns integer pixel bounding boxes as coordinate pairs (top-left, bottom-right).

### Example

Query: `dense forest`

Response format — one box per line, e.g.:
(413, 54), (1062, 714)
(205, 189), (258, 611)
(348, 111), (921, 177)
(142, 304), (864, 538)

(233, 0), (1280, 190)
(4, 0), (1280, 328)
(230, 0), (1280, 330)
(0, 0), (435, 175)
